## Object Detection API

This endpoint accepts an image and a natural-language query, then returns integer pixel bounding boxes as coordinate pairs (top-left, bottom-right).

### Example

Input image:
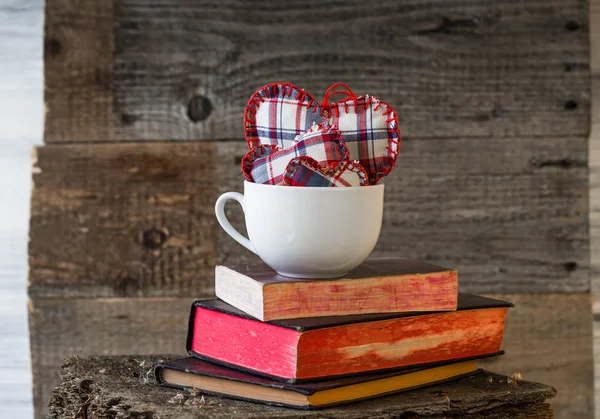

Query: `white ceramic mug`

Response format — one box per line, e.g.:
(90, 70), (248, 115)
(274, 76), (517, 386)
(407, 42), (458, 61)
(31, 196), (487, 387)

(215, 181), (384, 278)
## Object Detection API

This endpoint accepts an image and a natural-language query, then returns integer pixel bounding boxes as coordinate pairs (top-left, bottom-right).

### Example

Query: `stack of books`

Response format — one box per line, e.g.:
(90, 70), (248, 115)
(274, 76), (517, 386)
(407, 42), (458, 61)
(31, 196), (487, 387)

(156, 258), (512, 409)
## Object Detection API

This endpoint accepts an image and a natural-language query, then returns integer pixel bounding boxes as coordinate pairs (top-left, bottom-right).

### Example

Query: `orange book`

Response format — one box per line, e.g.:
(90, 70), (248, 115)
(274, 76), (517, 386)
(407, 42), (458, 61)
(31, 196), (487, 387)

(187, 294), (511, 382)
(215, 258), (458, 321)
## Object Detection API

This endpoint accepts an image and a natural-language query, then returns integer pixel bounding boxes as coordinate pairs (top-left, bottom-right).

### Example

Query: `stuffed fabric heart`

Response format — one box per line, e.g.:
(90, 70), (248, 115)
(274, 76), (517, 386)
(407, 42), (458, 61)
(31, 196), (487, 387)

(245, 84), (323, 148)
(283, 157), (369, 187)
(244, 83), (400, 184)
(242, 123), (348, 185)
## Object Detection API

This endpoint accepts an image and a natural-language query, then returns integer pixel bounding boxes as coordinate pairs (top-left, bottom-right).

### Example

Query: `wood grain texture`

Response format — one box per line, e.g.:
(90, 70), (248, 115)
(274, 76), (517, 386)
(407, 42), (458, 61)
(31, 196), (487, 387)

(43, 0), (590, 143)
(29, 136), (588, 297)
(375, 135), (589, 294)
(29, 297), (190, 419)
(480, 294), (594, 419)
(594, 316), (600, 419)
(29, 142), (223, 298)
(589, 0), (600, 297)
(47, 355), (556, 418)
(586, 0), (600, 417)
(44, 0), (113, 142)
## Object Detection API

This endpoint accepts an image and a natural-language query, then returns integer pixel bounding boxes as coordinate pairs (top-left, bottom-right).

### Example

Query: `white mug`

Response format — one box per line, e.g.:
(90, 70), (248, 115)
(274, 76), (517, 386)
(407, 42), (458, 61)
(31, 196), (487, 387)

(215, 181), (384, 278)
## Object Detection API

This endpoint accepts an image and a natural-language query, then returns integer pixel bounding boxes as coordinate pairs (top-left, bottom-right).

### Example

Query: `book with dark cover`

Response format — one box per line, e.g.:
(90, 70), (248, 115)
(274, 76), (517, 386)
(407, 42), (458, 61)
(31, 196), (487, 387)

(186, 294), (512, 382)
(156, 355), (498, 409)
(215, 258), (458, 321)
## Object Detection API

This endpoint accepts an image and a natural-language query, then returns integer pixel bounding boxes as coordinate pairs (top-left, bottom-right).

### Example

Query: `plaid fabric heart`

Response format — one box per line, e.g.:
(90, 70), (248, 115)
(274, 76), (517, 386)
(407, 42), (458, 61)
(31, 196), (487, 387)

(244, 83), (400, 184)
(241, 123), (349, 185)
(283, 157), (369, 187)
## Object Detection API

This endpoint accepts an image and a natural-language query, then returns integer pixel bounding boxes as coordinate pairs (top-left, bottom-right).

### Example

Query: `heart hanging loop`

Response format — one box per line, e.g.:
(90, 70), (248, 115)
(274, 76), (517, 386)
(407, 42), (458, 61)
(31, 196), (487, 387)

(322, 83), (357, 108)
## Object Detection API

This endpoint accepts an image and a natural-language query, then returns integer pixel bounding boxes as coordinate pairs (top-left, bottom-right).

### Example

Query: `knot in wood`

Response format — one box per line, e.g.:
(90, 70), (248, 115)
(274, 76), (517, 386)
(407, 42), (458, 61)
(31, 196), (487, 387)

(45, 38), (62, 58)
(564, 20), (580, 31)
(564, 100), (578, 111)
(142, 228), (169, 250)
(187, 95), (213, 122)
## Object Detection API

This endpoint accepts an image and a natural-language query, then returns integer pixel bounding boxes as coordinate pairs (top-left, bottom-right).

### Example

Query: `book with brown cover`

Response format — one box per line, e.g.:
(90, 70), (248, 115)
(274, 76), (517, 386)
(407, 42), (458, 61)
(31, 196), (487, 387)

(215, 258), (458, 321)
(156, 355), (499, 409)
(187, 294), (512, 382)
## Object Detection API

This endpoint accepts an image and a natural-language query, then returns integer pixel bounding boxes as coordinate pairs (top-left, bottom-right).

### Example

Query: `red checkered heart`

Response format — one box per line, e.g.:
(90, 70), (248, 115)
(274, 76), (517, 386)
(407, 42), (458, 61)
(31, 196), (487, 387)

(244, 83), (400, 184)
(282, 156), (369, 187)
(241, 123), (349, 185)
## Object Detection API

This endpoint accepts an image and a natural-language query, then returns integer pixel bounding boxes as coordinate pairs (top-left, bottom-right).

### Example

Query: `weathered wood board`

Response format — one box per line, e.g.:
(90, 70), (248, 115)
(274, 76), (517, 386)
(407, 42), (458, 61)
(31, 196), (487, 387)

(31, 294), (588, 419)
(585, 0), (599, 417)
(479, 294), (594, 419)
(47, 355), (556, 419)
(29, 297), (190, 418)
(29, 137), (588, 298)
(44, 0), (590, 143)
(44, 0), (114, 142)
(588, 0), (600, 297)
(594, 317), (600, 419)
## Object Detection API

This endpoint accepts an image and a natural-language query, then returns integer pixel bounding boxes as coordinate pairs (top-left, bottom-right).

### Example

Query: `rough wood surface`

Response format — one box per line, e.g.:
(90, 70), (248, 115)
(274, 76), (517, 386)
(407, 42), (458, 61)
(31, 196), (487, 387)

(30, 294), (589, 419)
(29, 143), (223, 298)
(479, 294), (594, 419)
(44, 0), (113, 142)
(594, 317), (600, 419)
(591, 0), (600, 297)
(29, 298), (190, 419)
(47, 355), (556, 419)
(43, 0), (589, 143)
(29, 136), (588, 297)
(588, 1), (600, 418)
(112, 0), (586, 140)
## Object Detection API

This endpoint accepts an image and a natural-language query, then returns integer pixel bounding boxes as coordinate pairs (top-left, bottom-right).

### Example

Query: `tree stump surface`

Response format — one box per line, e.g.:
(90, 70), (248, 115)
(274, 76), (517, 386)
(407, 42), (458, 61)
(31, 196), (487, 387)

(47, 355), (557, 419)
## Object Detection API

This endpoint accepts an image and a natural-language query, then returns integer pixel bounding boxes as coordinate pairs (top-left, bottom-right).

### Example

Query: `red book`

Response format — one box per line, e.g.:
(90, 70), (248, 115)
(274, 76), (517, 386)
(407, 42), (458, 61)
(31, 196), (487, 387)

(187, 294), (512, 382)
(215, 258), (458, 321)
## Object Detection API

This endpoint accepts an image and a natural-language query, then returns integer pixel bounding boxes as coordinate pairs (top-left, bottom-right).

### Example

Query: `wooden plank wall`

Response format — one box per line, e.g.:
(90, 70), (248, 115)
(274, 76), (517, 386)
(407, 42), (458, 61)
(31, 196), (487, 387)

(34, 0), (593, 418)
(589, 0), (600, 417)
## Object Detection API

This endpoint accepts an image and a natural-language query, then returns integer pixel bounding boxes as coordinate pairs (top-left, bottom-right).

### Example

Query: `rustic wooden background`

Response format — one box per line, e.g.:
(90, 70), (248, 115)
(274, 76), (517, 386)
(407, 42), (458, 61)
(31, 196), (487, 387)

(591, 0), (600, 417)
(22, 0), (595, 418)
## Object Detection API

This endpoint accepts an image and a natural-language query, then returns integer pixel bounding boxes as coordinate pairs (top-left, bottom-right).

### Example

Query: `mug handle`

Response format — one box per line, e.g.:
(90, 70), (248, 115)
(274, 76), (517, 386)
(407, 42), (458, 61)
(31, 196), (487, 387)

(215, 192), (257, 254)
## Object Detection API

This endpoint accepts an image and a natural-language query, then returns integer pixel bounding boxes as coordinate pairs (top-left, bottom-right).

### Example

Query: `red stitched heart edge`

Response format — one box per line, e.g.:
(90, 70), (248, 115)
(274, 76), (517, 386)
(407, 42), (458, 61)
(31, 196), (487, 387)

(282, 156), (370, 187)
(329, 95), (400, 183)
(241, 144), (278, 183)
(244, 83), (321, 150)
(243, 82), (401, 184)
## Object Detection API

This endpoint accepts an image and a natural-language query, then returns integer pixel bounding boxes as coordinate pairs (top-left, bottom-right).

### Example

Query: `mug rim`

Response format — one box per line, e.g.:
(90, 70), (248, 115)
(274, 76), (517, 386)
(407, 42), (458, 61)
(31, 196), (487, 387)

(243, 180), (384, 191)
